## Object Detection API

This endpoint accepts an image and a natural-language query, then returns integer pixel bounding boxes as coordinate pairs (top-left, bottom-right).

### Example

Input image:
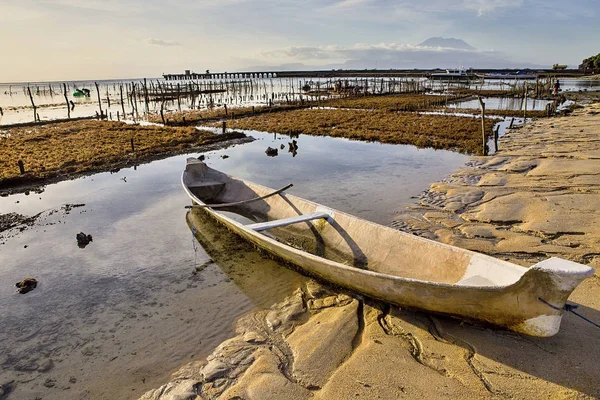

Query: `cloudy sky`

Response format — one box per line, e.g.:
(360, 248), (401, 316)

(1, 0), (597, 82)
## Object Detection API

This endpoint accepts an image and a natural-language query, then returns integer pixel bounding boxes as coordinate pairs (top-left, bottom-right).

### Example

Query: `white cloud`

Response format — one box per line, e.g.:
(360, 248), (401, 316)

(264, 42), (471, 62)
(148, 38), (181, 47)
(255, 39), (544, 70)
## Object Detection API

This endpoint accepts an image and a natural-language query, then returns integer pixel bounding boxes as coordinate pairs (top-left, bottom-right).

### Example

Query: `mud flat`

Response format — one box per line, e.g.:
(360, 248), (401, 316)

(142, 103), (600, 399)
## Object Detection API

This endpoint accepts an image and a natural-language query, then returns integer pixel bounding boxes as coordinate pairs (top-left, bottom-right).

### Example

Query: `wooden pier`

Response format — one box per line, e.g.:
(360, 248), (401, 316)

(162, 68), (586, 81)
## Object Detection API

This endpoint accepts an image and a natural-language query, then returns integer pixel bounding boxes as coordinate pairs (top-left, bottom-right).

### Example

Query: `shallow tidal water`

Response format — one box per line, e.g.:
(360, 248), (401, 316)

(0, 130), (467, 399)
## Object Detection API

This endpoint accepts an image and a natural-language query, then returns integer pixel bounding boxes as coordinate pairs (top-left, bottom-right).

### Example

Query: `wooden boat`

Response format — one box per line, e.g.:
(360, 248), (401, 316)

(182, 158), (593, 337)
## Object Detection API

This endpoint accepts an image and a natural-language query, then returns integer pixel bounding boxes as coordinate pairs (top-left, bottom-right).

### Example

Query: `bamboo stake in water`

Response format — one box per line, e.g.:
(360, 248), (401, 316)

(63, 83), (70, 119)
(523, 87), (528, 122)
(27, 87), (38, 122)
(477, 96), (487, 156)
(94, 82), (103, 118)
(120, 85), (126, 117)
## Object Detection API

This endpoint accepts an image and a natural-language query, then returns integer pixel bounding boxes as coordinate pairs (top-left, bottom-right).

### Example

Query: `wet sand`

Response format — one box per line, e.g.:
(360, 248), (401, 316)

(142, 102), (600, 399)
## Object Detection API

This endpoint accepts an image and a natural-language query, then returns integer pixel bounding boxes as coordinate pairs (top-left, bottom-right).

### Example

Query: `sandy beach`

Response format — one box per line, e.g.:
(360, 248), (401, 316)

(141, 102), (600, 399)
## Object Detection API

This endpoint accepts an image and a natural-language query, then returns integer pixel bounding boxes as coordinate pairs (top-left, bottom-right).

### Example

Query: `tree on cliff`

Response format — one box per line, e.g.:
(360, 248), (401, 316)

(579, 53), (600, 73)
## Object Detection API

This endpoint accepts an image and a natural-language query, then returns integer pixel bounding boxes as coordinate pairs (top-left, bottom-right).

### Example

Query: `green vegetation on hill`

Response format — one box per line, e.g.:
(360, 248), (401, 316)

(580, 53), (600, 72)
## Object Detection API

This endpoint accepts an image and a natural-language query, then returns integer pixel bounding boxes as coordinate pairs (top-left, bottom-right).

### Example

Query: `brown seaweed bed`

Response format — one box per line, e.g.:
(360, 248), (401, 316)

(219, 109), (496, 155)
(0, 120), (246, 192)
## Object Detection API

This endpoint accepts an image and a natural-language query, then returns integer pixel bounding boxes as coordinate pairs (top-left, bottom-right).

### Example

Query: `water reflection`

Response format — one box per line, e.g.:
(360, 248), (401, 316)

(452, 97), (552, 110)
(186, 209), (307, 308)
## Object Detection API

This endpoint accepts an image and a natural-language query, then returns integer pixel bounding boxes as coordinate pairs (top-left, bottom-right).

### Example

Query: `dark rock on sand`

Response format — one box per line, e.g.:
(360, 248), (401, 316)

(76, 232), (93, 248)
(15, 278), (38, 294)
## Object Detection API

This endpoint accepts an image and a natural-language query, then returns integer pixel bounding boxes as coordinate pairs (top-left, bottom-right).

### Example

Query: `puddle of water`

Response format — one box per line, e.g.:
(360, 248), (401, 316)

(0, 130), (467, 399)
(451, 97), (552, 111)
(198, 130), (468, 224)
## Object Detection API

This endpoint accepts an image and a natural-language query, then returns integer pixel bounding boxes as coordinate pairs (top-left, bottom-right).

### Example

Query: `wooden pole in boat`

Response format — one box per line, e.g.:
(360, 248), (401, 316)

(477, 96), (487, 156)
(63, 83), (70, 119)
(186, 183), (294, 209)
(94, 82), (103, 118)
(27, 86), (37, 122)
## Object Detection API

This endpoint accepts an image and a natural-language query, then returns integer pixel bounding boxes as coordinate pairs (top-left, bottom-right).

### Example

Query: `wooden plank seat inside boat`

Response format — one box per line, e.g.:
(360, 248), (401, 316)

(187, 181), (225, 200)
(246, 212), (330, 232)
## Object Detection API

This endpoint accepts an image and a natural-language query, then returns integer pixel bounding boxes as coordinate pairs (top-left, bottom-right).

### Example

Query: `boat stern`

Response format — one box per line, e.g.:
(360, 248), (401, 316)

(511, 257), (594, 337)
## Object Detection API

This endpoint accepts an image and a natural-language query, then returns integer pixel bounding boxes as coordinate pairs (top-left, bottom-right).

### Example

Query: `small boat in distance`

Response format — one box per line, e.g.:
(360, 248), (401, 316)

(72, 88), (91, 97)
(182, 159), (593, 337)
(428, 68), (478, 82)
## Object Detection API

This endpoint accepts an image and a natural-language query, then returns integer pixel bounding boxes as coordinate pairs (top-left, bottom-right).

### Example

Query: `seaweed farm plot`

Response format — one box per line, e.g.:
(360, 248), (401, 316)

(319, 93), (470, 111)
(220, 108), (496, 155)
(0, 120), (245, 188)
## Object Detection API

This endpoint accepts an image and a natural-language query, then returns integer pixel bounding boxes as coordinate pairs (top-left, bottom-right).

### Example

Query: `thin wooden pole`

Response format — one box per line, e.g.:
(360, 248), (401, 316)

(120, 85), (126, 117)
(494, 125), (500, 153)
(523, 88), (528, 121)
(477, 96), (487, 156)
(27, 87), (37, 122)
(143, 78), (150, 116)
(94, 82), (103, 118)
(63, 83), (70, 119)
(185, 183), (293, 209)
